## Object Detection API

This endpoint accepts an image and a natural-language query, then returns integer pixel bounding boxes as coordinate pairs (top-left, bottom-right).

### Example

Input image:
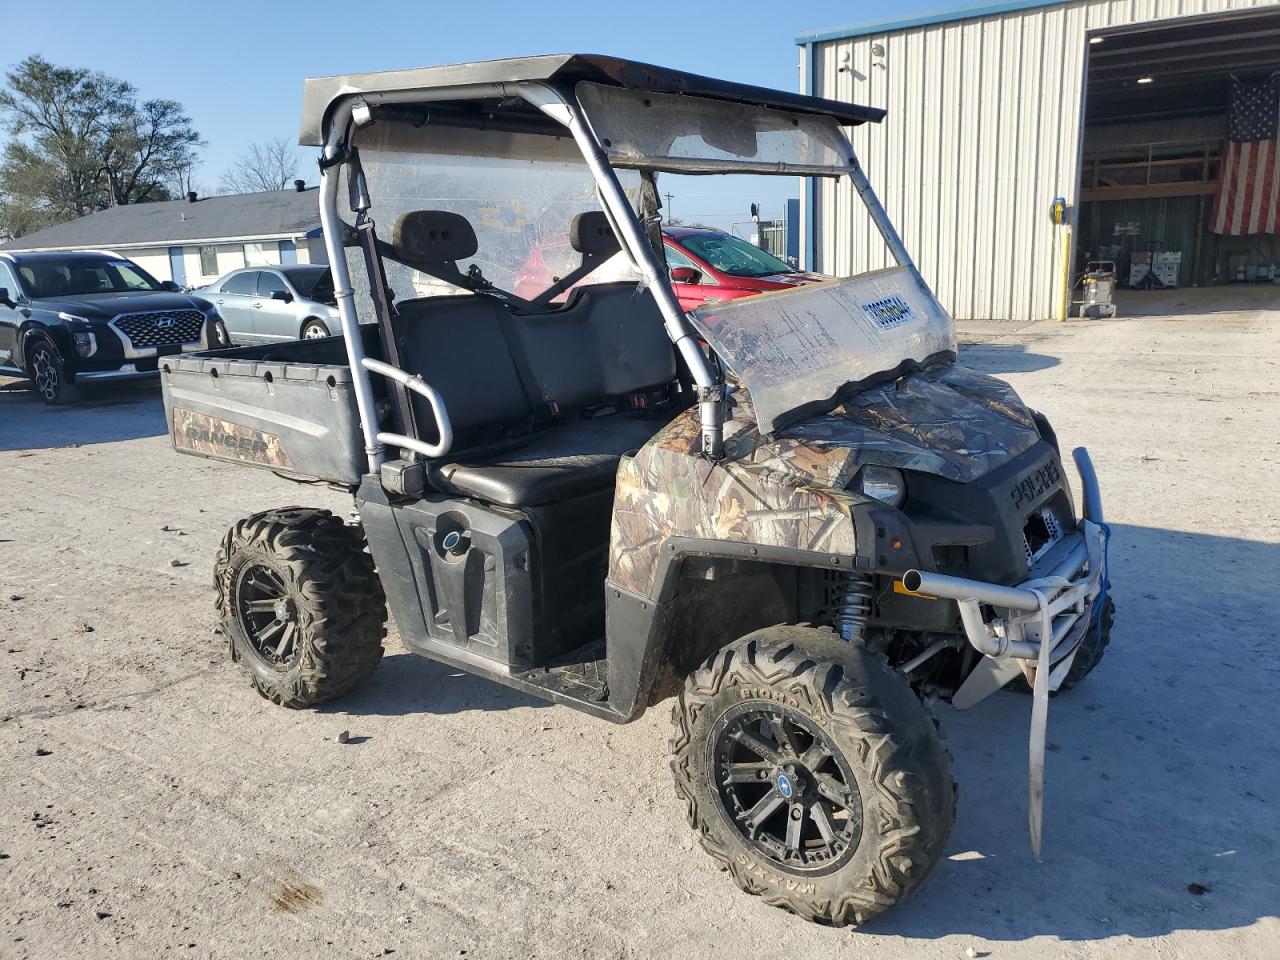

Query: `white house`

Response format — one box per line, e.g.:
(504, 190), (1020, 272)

(0, 182), (325, 288)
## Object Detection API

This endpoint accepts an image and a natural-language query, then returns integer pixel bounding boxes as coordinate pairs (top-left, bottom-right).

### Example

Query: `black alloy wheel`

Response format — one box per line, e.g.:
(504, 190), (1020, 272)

(711, 702), (863, 873)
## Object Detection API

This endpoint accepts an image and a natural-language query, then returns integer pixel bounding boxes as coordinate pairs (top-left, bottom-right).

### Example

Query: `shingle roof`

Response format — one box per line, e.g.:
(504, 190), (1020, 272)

(0, 186), (321, 251)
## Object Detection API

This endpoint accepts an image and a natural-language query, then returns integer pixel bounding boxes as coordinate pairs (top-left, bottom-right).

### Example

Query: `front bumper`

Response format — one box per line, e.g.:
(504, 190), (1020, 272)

(73, 322), (210, 379)
(904, 447), (1108, 683)
(74, 364), (162, 382)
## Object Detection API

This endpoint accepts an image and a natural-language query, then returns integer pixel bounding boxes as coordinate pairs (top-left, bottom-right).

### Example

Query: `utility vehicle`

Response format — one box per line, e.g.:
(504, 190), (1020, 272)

(160, 55), (1113, 926)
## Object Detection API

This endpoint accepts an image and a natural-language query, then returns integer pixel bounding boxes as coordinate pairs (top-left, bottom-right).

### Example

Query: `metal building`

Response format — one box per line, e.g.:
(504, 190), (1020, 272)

(798, 0), (1280, 321)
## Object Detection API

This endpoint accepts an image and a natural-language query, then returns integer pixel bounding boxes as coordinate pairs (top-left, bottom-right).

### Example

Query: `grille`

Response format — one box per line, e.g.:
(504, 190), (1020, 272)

(1023, 507), (1063, 567)
(114, 310), (205, 348)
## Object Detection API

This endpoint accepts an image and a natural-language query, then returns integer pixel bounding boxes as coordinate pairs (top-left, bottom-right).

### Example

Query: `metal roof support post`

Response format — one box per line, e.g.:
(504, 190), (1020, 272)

(847, 152), (954, 319)
(318, 103), (385, 473)
(802, 41), (818, 273)
(519, 82), (726, 459)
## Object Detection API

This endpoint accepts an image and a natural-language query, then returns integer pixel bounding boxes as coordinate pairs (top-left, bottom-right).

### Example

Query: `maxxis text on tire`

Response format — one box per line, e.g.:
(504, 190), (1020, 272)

(670, 625), (955, 927)
(215, 507), (386, 708)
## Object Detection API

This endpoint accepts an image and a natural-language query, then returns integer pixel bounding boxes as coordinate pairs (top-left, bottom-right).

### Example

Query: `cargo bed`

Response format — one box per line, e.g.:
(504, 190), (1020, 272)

(160, 333), (383, 486)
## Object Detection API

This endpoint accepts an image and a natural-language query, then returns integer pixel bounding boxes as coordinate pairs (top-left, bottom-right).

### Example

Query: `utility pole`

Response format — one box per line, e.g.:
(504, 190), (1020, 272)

(664, 191), (674, 222)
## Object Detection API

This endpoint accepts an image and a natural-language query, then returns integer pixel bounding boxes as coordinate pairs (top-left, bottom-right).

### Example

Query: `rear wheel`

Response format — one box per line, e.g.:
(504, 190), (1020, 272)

(215, 507), (386, 708)
(27, 338), (79, 405)
(670, 626), (955, 926)
(301, 319), (330, 340)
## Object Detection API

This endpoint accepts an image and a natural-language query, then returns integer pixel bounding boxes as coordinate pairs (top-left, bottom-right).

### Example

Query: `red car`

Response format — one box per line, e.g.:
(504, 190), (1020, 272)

(511, 225), (825, 309)
(663, 227), (826, 312)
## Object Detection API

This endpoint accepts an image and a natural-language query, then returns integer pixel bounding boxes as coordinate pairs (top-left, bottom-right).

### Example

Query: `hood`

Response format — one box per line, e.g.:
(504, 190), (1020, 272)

(35, 291), (213, 321)
(722, 362), (1042, 486)
(757, 271), (827, 287)
(721, 271), (827, 292)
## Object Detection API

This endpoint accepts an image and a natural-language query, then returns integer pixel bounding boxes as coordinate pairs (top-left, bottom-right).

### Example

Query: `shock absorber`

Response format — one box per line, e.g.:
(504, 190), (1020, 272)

(835, 572), (874, 642)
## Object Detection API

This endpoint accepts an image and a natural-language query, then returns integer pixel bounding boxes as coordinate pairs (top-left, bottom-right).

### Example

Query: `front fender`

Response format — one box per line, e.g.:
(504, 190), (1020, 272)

(17, 318), (68, 371)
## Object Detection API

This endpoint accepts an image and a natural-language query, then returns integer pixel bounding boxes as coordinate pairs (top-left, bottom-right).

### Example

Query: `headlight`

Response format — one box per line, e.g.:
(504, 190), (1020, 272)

(207, 313), (230, 347)
(72, 330), (97, 357)
(58, 315), (97, 358)
(854, 465), (906, 507)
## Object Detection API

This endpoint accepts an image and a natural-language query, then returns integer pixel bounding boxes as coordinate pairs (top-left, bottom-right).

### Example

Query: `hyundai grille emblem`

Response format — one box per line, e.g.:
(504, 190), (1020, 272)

(153, 316), (176, 328)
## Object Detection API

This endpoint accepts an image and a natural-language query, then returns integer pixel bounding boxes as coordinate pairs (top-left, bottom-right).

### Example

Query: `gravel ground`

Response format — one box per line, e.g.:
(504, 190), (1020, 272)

(1, 300), (1277, 959)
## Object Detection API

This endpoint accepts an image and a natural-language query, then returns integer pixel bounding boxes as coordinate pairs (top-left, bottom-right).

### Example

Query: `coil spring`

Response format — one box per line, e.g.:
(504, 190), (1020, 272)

(835, 572), (874, 642)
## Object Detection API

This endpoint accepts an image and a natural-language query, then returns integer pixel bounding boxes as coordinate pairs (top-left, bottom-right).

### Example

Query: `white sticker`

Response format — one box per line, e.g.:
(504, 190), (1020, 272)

(862, 295), (916, 330)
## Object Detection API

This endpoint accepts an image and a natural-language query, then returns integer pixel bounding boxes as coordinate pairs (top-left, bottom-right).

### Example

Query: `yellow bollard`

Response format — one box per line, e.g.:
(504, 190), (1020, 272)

(1056, 225), (1072, 322)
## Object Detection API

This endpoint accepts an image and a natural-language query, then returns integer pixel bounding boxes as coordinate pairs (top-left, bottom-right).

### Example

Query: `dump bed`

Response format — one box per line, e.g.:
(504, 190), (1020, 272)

(160, 335), (376, 486)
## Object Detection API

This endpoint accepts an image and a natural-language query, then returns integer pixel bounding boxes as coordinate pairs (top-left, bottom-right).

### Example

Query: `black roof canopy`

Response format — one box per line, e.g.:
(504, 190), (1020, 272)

(298, 53), (884, 145)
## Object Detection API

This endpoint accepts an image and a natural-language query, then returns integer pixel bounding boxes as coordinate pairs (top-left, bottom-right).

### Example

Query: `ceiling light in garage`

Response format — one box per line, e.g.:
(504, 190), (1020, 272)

(1137, 76), (1154, 84)
(1089, 36), (1104, 44)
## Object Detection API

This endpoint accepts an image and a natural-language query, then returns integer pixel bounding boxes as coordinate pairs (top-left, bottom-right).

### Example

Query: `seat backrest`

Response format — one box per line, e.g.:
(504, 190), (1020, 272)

(504, 283), (676, 412)
(393, 295), (532, 445)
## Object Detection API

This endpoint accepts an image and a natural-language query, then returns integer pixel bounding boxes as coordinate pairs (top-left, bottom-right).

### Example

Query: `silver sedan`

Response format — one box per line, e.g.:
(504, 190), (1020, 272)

(199, 265), (341, 345)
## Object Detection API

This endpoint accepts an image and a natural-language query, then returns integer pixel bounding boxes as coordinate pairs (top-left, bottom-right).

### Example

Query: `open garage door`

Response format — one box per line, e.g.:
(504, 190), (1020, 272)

(1077, 10), (1280, 316)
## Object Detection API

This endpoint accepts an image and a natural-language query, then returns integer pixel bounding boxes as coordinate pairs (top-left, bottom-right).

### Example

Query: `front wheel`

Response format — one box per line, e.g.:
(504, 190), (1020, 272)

(670, 626), (955, 927)
(27, 338), (79, 405)
(301, 319), (330, 340)
(215, 507), (387, 708)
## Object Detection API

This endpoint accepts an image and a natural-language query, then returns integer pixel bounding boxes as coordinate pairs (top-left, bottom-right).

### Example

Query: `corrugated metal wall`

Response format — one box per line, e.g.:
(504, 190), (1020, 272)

(806, 0), (1277, 320)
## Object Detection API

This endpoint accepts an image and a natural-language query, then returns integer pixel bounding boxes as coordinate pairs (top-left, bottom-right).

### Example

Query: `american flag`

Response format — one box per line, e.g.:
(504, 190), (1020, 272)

(1210, 72), (1280, 236)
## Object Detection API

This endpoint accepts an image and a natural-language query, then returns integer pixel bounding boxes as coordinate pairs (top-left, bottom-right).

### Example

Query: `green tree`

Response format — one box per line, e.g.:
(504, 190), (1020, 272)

(0, 55), (202, 239)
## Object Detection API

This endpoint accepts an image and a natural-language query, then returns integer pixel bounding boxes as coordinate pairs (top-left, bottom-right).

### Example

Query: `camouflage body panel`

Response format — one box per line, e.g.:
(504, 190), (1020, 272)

(172, 408), (294, 469)
(608, 363), (1040, 599)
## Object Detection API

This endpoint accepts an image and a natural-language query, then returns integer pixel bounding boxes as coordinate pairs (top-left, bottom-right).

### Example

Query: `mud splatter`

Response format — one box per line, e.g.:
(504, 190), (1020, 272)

(268, 876), (325, 914)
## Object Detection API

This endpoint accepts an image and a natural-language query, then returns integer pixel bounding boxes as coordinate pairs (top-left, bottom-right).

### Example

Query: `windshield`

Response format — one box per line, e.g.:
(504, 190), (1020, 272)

(284, 267), (334, 303)
(689, 267), (956, 434)
(19, 258), (162, 298)
(679, 233), (794, 278)
(348, 121), (640, 310)
(577, 83), (852, 176)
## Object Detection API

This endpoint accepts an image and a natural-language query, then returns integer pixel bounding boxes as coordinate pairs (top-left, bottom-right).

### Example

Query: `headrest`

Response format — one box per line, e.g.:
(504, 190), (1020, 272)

(391, 210), (478, 266)
(570, 211), (620, 258)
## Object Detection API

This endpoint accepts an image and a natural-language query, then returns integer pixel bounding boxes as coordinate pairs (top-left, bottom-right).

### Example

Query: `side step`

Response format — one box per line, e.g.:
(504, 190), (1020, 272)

(514, 639), (608, 704)
(400, 633), (623, 722)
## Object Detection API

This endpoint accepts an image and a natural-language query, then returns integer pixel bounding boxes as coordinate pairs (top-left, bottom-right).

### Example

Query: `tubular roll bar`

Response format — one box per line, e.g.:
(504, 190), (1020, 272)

(361, 357), (454, 459)
(316, 79), (936, 473)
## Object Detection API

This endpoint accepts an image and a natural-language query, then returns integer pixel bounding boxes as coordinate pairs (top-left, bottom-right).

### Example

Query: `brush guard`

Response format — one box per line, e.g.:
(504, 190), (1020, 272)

(903, 448), (1110, 860)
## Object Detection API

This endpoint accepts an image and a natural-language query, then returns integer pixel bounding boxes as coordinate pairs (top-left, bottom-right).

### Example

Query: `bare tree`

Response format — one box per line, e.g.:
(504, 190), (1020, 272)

(219, 138), (298, 194)
(167, 157), (204, 199)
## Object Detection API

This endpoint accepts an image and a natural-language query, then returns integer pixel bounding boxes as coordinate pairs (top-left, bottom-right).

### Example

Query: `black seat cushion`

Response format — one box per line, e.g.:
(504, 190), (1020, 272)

(427, 416), (658, 507)
(505, 284), (676, 412)
(393, 295), (534, 445)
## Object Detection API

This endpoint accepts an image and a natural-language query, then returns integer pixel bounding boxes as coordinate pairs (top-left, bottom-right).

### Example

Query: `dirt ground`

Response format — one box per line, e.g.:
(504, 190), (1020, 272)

(2, 296), (1278, 960)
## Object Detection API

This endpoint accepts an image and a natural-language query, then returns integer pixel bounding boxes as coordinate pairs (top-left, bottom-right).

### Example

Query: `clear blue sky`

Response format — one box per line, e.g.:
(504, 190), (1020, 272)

(3, 0), (940, 229)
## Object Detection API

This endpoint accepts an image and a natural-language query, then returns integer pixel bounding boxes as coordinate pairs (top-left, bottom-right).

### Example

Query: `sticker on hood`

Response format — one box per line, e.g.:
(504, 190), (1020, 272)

(862, 295), (916, 330)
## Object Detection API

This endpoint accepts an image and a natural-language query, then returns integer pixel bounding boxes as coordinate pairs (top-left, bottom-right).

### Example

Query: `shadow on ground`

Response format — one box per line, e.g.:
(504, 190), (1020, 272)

(15, 363), (1273, 945)
(863, 521), (1280, 943)
(0, 376), (166, 451)
(332, 520), (1278, 943)
(325, 651), (551, 717)
(960, 341), (1061, 374)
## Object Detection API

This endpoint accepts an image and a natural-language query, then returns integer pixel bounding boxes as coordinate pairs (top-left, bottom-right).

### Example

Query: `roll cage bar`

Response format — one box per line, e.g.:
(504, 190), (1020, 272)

(312, 61), (930, 474)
